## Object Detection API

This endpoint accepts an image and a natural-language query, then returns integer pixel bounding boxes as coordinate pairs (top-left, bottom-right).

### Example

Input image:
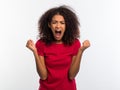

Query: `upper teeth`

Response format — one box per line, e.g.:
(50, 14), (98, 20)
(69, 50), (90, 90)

(55, 30), (61, 33)
(56, 29), (61, 31)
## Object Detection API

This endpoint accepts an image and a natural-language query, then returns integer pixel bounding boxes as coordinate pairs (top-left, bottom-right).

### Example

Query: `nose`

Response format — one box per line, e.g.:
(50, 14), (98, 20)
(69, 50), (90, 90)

(56, 22), (61, 28)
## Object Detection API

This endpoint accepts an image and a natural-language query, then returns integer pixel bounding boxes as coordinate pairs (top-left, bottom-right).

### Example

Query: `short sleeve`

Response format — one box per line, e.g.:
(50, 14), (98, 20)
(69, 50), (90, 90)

(35, 40), (45, 56)
(73, 39), (81, 56)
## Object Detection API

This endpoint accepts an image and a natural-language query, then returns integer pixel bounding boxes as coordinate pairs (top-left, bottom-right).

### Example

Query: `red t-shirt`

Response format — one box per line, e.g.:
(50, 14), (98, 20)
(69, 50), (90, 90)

(35, 39), (81, 90)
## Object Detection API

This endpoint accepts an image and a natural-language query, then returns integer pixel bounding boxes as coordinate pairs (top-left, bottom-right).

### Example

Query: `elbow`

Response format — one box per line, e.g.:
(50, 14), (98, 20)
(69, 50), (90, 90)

(40, 73), (48, 80)
(37, 71), (48, 80)
(41, 75), (47, 80)
(68, 72), (75, 80)
(69, 69), (80, 80)
(69, 76), (75, 80)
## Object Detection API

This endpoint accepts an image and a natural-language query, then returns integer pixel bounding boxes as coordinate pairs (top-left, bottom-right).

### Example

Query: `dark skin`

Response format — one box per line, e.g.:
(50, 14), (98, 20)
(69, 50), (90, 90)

(26, 14), (90, 80)
(26, 39), (90, 80)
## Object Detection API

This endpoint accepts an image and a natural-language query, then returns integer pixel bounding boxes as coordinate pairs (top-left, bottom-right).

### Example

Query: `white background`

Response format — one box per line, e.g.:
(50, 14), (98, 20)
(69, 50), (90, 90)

(0, 0), (120, 90)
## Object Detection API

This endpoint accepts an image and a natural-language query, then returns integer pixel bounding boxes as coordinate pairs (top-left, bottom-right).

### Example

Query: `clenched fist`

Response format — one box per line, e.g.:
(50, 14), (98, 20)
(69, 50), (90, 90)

(26, 39), (37, 52)
(80, 40), (90, 51)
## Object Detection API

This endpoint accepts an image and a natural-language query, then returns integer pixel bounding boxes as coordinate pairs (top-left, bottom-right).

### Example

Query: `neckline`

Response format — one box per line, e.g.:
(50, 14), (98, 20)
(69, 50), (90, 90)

(52, 42), (64, 46)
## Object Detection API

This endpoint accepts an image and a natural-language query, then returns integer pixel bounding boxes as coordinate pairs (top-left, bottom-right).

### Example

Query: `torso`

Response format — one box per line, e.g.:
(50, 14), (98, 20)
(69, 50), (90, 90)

(36, 39), (80, 90)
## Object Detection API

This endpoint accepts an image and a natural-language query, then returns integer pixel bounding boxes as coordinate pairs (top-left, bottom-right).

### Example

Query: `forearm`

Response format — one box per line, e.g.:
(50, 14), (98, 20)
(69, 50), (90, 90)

(26, 39), (48, 80)
(33, 51), (47, 80)
(69, 49), (84, 80)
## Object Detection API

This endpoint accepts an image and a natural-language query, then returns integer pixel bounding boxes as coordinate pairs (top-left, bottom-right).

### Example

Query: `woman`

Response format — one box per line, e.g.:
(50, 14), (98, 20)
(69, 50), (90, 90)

(26, 5), (90, 90)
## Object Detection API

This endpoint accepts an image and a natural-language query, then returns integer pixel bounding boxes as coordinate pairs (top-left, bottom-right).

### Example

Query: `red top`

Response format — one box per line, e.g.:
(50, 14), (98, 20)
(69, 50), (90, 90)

(35, 39), (81, 90)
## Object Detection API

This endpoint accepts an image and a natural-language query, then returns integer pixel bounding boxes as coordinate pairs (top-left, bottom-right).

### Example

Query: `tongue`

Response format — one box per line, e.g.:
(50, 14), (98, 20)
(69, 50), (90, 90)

(55, 33), (61, 38)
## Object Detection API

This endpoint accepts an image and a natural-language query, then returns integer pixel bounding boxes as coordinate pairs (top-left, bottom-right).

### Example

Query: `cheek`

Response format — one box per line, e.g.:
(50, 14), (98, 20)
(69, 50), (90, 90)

(63, 28), (66, 33)
(49, 26), (55, 32)
(62, 25), (65, 30)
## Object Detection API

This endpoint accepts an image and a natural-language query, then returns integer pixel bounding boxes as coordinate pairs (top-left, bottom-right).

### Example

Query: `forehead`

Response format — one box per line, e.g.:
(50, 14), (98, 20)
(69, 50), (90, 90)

(52, 14), (65, 21)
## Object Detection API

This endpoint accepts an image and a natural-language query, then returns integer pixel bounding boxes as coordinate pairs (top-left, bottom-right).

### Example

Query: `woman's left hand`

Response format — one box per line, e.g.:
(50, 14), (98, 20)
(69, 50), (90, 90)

(80, 40), (90, 51)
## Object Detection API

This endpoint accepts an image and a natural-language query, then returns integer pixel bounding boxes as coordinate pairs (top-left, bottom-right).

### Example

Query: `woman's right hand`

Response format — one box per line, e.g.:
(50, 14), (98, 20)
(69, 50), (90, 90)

(26, 39), (37, 52)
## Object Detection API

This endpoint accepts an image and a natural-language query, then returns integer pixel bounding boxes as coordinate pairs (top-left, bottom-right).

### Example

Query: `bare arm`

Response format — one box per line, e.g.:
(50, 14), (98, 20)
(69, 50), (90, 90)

(26, 40), (47, 80)
(69, 40), (90, 80)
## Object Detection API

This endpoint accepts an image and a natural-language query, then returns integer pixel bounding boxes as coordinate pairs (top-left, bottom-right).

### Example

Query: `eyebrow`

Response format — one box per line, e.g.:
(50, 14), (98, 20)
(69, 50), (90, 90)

(51, 20), (65, 22)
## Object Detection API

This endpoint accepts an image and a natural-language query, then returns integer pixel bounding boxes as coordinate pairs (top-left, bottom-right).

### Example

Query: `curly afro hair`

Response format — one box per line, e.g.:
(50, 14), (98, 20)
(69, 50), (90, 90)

(38, 5), (80, 45)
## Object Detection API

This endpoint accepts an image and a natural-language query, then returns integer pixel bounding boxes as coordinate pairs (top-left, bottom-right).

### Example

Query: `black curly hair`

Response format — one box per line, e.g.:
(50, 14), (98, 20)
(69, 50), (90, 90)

(38, 5), (80, 45)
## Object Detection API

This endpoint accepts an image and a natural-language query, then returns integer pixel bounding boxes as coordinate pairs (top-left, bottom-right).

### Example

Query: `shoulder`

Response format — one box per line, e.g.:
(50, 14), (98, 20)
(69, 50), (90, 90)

(73, 38), (81, 45)
(71, 39), (81, 55)
(35, 39), (46, 56)
(35, 39), (46, 47)
(71, 38), (81, 49)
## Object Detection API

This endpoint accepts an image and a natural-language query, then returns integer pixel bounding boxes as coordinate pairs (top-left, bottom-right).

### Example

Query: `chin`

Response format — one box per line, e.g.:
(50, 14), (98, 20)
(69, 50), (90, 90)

(54, 39), (62, 43)
(54, 37), (62, 41)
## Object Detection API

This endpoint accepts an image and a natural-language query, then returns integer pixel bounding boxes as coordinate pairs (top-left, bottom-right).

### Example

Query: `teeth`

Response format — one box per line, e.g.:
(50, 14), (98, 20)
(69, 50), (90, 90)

(55, 29), (61, 31)
(55, 30), (61, 33)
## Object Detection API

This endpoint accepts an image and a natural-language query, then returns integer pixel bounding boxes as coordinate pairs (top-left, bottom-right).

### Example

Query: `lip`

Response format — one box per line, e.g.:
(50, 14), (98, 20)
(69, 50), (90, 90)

(54, 30), (62, 39)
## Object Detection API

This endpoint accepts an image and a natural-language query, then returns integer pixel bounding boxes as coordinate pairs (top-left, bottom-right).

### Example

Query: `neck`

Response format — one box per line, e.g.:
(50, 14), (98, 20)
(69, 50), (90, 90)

(54, 40), (63, 44)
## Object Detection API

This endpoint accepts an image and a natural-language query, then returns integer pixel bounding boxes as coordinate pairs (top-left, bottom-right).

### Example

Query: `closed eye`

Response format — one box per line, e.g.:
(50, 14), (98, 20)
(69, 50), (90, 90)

(51, 21), (57, 24)
(51, 20), (65, 24)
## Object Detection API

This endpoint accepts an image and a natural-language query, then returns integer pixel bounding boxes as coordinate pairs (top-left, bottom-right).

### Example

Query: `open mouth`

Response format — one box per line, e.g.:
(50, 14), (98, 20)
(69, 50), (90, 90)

(55, 30), (61, 34)
(54, 30), (62, 39)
